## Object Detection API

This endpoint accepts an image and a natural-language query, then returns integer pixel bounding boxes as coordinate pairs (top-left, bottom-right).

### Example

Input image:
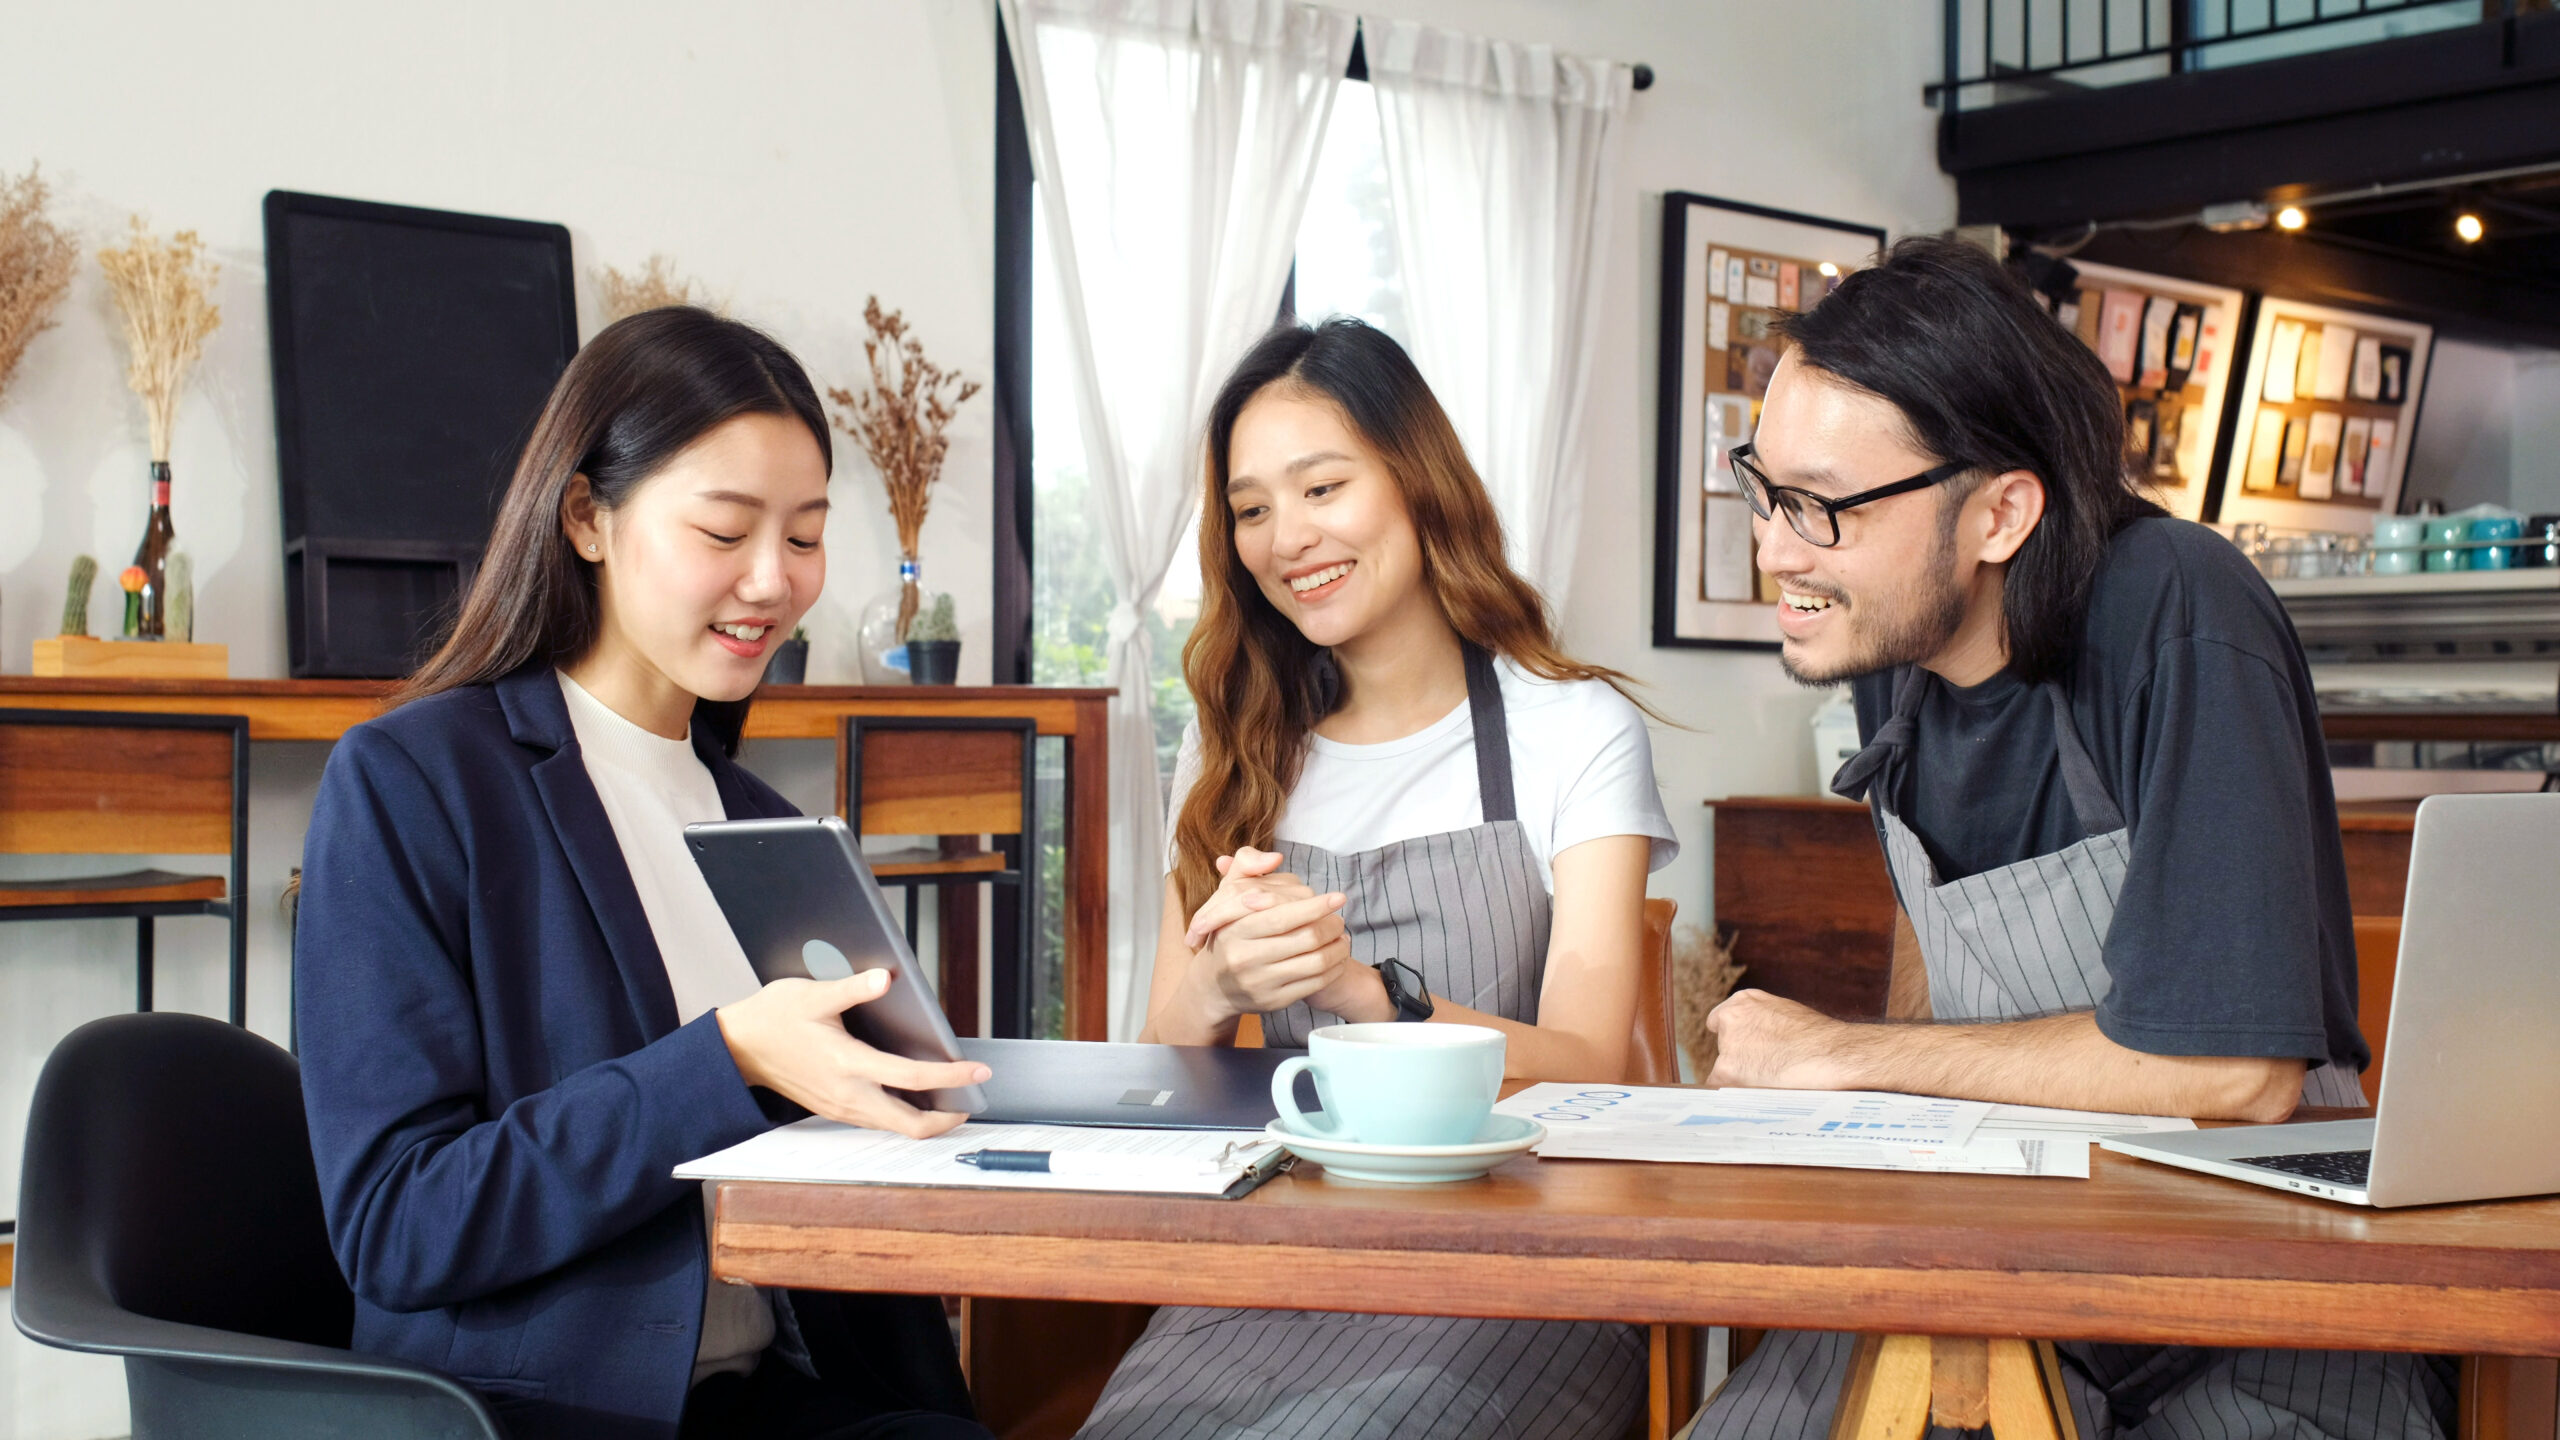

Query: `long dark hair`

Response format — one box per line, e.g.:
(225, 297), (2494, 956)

(394, 307), (830, 754)
(1776, 235), (2164, 685)
(1171, 318), (1639, 918)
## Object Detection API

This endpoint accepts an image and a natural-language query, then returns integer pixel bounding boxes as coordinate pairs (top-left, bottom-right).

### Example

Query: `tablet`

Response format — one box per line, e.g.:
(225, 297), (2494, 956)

(685, 816), (988, 1113)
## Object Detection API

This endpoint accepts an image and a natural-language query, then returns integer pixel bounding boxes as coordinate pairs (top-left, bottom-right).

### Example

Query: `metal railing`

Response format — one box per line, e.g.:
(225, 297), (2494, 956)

(1933, 0), (2512, 113)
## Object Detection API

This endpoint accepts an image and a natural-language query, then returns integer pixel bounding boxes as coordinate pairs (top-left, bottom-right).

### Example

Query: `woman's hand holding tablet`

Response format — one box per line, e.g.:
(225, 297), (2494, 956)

(716, 969), (994, 1140)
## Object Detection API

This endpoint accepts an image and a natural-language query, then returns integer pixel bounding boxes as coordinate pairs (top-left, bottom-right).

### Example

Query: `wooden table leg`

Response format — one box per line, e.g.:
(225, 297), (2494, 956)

(1931, 1337), (1989, 1431)
(1832, 1336), (2079, 1440)
(936, 836), (982, 1038)
(1985, 1339), (2080, 1440)
(1063, 703), (1111, 1043)
(1828, 1334), (1932, 1440)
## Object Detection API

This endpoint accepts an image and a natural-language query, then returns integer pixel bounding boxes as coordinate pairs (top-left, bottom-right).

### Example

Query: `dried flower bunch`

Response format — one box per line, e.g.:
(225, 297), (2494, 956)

(1671, 923), (1746, 1078)
(827, 297), (980, 637)
(827, 297), (981, 558)
(597, 253), (711, 324)
(97, 218), (220, 462)
(0, 163), (79, 404)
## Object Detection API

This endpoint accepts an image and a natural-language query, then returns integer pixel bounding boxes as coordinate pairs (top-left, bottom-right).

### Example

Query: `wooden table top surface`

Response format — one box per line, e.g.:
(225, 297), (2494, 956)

(713, 1107), (2560, 1356)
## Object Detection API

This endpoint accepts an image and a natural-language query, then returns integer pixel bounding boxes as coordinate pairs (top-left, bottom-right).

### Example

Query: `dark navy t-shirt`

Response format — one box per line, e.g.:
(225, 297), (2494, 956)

(1850, 517), (2368, 1073)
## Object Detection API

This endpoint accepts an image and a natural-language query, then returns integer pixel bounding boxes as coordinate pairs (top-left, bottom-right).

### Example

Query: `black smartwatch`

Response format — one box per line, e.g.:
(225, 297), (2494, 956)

(1373, 957), (1434, 1022)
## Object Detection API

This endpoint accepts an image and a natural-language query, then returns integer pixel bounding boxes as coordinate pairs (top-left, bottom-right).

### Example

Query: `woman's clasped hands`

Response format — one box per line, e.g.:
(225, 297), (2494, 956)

(1169, 846), (1387, 1035)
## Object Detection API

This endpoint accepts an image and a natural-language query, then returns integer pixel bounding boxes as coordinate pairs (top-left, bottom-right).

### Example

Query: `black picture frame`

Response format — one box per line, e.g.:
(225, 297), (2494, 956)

(263, 189), (578, 676)
(1652, 192), (1884, 650)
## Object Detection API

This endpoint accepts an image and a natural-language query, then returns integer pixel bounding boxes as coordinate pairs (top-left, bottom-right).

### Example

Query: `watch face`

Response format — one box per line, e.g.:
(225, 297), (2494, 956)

(1380, 957), (1433, 1020)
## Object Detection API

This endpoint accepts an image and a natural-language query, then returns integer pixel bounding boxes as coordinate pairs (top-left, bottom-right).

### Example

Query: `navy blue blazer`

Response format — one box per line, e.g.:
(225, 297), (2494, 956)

(296, 667), (967, 1438)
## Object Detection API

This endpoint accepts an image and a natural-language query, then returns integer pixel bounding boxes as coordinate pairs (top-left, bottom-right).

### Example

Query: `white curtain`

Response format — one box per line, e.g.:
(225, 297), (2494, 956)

(1002, 0), (1356, 1040)
(1363, 19), (1631, 611)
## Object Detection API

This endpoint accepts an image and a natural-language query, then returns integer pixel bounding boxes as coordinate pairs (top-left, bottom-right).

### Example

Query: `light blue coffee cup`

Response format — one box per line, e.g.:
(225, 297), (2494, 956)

(2471, 516), (2522, 570)
(2372, 516), (2424, 576)
(1271, 1023), (1504, 1147)
(2425, 517), (2472, 572)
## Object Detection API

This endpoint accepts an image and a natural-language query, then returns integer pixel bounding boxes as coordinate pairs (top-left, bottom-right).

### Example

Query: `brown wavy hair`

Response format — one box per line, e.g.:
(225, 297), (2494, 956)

(1171, 317), (1641, 918)
(390, 307), (829, 754)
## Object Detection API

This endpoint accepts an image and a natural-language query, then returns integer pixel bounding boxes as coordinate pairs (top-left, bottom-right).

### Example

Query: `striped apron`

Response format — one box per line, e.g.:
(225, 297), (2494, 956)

(1076, 646), (1646, 1440)
(1692, 666), (2453, 1440)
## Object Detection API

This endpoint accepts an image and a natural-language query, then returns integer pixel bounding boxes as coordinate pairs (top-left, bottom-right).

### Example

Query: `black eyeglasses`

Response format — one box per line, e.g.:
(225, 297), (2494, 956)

(1730, 443), (1970, 548)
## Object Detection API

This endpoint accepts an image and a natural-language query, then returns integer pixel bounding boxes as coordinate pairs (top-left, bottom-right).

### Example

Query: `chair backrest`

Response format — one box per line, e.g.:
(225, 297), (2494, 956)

(1628, 898), (1681, 1086)
(14, 1012), (354, 1351)
(0, 709), (242, 856)
(839, 717), (1032, 838)
(2353, 915), (2402, 1094)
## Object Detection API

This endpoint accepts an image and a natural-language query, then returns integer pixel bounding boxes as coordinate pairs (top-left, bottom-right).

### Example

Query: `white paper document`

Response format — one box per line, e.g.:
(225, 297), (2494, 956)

(677, 1118), (1283, 1198)
(1498, 1086), (2196, 1180)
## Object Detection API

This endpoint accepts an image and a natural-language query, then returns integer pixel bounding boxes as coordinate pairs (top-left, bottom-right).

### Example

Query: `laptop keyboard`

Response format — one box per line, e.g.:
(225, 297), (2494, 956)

(2235, 1149), (2372, 1187)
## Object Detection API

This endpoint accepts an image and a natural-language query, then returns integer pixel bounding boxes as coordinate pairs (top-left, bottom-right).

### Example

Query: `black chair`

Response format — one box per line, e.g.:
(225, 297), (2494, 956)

(839, 716), (1040, 1038)
(12, 1012), (500, 1439)
(0, 708), (250, 1024)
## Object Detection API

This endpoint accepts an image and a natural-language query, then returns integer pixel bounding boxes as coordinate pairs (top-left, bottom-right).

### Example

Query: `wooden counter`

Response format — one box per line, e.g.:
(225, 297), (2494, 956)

(0, 678), (1119, 1041)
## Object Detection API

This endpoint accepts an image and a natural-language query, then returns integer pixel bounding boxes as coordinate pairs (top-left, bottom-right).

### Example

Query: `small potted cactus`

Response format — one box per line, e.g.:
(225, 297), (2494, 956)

(906, 593), (960, 685)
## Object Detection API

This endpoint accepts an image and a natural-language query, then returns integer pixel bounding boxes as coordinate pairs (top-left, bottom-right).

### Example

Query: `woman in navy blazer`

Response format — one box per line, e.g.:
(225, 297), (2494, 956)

(297, 309), (994, 1440)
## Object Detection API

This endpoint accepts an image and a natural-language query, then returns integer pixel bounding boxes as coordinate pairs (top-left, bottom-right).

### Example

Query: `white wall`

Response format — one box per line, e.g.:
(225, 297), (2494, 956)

(2407, 338), (2521, 513)
(0, 4), (995, 1436)
(0, 3), (1951, 1434)
(1347, 0), (1957, 929)
(2403, 336), (2560, 519)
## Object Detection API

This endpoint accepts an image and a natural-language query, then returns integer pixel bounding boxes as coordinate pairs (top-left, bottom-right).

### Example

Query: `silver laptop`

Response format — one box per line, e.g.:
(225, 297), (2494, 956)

(959, 1036), (1305, 1131)
(2102, 792), (2560, 1207)
(689, 816), (1300, 1130)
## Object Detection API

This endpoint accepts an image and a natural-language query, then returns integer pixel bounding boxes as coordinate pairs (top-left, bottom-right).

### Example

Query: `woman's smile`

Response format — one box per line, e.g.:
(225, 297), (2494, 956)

(709, 618), (777, 657)
(1284, 560), (1355, 601)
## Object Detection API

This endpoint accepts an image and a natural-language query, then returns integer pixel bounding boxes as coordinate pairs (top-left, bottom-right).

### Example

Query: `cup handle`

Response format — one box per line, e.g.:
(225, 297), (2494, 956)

(1270, 1056), (1344, 1137)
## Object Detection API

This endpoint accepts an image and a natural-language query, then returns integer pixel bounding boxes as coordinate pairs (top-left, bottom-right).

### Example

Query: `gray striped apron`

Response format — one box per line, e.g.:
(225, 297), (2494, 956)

(1077, 646), (1645, 1440)
(1692, 667), (2452, 1440)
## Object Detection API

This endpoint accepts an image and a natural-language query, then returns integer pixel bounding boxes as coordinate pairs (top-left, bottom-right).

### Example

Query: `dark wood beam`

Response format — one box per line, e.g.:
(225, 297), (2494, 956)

(1947, 12), (2560, 231)
(2067, 224), (2560, 347)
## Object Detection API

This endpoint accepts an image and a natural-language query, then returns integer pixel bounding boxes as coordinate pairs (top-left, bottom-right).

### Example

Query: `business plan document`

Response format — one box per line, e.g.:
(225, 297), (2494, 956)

(679, 1117), (1286, 1197)
(1496, 1085), (2198, 1180)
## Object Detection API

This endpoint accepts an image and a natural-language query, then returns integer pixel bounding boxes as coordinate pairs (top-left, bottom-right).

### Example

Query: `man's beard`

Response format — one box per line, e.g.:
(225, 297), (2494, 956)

(1778, 529), (1972, 687)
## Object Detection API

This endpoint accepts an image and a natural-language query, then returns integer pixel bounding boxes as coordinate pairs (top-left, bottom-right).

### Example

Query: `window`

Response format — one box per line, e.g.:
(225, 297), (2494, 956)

(1025, 78), (1407, 775)
(1000, 55), (1406, 1036)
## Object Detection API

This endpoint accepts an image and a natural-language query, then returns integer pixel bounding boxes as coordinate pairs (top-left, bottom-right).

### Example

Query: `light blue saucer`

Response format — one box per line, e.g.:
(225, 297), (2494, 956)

(1266, 1112), (1544, 1185)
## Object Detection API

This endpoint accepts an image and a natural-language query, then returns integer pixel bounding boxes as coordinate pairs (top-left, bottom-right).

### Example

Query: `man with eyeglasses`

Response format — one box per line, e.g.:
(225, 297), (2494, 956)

(1690, 237), (2451, 1440)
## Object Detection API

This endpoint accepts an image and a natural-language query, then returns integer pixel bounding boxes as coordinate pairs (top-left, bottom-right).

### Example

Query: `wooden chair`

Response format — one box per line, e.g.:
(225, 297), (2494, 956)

(839, 716), (1038, 1038)
(0, 708), (247, 1025)
(2352, 914), (2401, 1091)
(964, 897), (1693, 1440)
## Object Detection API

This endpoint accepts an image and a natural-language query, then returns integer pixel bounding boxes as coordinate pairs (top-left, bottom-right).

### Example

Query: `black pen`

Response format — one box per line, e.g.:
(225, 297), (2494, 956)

(955, 1148), (1225, 1179)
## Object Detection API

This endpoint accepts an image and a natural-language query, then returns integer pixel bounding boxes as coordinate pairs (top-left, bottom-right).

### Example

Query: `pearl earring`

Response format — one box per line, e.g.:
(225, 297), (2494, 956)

(587, 544), (598, 554)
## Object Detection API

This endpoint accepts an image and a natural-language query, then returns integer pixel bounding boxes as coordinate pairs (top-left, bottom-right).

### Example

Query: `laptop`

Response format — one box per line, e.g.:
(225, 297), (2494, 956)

(959, 1036), (1303, 1131)
(688, 816), (1297, 1130)
(2102, 792), (2560, 1207)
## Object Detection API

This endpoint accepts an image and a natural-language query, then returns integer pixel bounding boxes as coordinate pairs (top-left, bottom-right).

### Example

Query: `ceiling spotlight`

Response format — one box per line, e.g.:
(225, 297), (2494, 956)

(2275, 206), (2307, 231)
(1817, 261), (1840, 277)
(2455, 212), (2485, 243)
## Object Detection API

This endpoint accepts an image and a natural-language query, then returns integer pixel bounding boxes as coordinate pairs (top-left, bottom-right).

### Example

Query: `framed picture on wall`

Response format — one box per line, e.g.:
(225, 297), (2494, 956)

(1653, 192), (1885, 649)
(2218, 298), (2431, 531)
(2047, 260), (2248, 522)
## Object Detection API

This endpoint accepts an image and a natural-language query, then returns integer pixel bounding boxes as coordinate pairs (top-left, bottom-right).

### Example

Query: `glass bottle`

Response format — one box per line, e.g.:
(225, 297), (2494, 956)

(126, 461), (175, 640)
(857, 557), (922, 684)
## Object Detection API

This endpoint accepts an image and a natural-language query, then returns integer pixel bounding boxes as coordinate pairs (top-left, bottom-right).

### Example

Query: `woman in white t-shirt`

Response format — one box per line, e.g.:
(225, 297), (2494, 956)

(1077, 318), (1677, 1440)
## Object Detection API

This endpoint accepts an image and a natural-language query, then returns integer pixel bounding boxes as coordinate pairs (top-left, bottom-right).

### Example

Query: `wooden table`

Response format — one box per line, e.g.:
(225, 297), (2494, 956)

(0, 678), (1119, 1040)
(711, 1110), (2560, 1434)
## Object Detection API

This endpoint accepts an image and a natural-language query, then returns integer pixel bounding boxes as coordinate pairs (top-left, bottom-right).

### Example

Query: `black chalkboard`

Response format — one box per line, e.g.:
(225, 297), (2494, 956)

(263, 190), (576, 675)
